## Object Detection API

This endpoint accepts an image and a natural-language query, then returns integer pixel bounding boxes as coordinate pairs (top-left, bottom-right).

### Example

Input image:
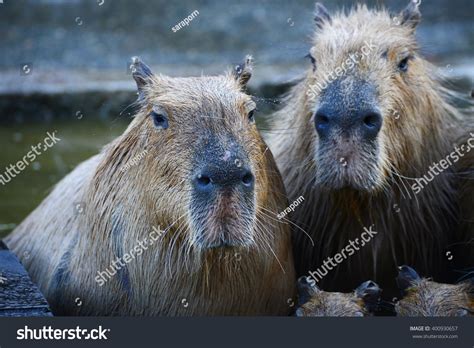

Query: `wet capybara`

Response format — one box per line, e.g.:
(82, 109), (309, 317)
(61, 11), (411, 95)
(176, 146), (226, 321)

(268, 1), (474, 296)
(5, 56), (296, 316)
(296, 276), (381, 317)
(395, 266), (473, 317)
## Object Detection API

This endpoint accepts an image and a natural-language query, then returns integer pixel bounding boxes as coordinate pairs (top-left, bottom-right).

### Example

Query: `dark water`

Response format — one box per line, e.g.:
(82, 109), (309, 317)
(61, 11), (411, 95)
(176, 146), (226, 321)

(0, 119), (128, 237)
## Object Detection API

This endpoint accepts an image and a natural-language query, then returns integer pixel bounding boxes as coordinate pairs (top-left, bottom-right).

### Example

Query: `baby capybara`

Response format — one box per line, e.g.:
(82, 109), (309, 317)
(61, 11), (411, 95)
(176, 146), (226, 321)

(268, 1), (474, 296)
(296, 276), (381, 317)
(395, 266), (473, 317)
(5, 56), (296, 315)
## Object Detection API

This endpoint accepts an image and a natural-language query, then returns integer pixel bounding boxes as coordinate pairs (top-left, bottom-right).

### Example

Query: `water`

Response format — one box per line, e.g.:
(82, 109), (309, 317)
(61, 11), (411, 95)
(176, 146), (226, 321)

(0, 119), (128, 238)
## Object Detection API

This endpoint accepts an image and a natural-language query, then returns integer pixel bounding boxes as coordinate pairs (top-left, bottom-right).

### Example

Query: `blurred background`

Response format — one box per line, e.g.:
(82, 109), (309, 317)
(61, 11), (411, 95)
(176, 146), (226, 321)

(0, 0), (472, 237)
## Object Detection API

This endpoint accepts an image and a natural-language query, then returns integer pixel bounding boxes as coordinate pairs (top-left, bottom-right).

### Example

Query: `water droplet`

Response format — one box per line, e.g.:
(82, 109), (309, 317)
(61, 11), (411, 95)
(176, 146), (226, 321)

(181, 298), (189, 308)
(75, 17), (83, 26)
(339, 157), (347, 167)
(235, 159), (242, 167)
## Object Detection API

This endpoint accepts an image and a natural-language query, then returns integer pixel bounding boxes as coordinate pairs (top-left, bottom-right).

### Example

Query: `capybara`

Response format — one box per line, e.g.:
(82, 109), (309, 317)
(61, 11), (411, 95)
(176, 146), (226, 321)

(395, 266), (473, 316)
(296, 276), (381, 317)
(268, 1), (474, 296)
(5, 56), (296, 316)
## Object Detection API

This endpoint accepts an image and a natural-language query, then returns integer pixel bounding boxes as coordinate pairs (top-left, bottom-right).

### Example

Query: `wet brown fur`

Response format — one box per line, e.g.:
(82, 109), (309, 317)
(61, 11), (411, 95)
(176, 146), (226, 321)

(396, 278), (474, 317)
(6, 59), (296, 315)
(268, 2), (474, 295)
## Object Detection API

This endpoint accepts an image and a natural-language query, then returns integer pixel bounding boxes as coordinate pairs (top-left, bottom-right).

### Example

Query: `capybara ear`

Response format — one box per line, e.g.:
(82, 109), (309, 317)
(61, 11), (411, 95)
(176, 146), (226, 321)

(297, 276), (320, 305)
(399, 0), (421, 29)
(355, 280), (381, 313)
(233, 55), (253, 88)
(314, 3), (332, 29)
(130, 56), (154, 99)
(396, 265), (421, 291)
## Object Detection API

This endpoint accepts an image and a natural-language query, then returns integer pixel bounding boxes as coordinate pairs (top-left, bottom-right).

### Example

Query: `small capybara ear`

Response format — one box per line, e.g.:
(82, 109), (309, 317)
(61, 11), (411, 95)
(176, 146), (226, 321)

(297, 276), (320, 306)
(233, 55), (253, 88)
(400, 0), (421, 29)
(355, 280), (381, 313)
(314, 3), (332, 29)
(396, 265), (421, 291)
(130, 56), (154, 99)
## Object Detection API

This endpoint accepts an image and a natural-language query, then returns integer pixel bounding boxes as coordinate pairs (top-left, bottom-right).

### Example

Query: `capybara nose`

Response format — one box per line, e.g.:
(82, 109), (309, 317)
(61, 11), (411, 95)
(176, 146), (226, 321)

(194, 165), (254, 192)
(315, 107), (382, 139)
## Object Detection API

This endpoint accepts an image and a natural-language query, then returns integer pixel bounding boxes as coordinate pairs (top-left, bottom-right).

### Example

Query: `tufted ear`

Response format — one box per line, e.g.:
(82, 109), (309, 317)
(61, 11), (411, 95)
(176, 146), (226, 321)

(233, 55), (253, 88)
(297, 276), (320, 306)
(130, 56), (154, 100)
(399, 0), (421, 29)
(314, 3), (332, 29)
(356, 280), (381, 313)
(396, 265), (421, 292)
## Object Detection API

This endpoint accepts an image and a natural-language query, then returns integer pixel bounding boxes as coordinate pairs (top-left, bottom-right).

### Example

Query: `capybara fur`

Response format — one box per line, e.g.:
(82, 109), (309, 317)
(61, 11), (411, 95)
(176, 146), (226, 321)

(395, 266), (473, 316)
(5, 56), (296, 316)
(296, 276), (381, 316)
(268, 1), (474, 296)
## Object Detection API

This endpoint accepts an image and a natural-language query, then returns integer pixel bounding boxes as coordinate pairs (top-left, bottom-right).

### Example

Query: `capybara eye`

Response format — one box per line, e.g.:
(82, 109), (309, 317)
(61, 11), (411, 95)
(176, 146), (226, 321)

(248, 109), (256, 123)
(150, 110), (169, 130)
(398, 57), (410, 72)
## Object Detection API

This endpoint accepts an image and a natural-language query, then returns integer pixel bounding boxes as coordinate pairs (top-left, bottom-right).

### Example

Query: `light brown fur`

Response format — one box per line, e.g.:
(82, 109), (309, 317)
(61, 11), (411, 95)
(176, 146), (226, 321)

(6, 58), (296, 315)
(268, 2), (474, 295)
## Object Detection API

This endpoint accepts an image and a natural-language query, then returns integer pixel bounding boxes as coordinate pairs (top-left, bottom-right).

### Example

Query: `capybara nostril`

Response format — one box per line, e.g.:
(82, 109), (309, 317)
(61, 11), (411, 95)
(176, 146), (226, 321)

(196, 174), (211, 188)
(241, 171), (254, 187)
(361, 111), (382, 137)
(314, 110), (330, 135)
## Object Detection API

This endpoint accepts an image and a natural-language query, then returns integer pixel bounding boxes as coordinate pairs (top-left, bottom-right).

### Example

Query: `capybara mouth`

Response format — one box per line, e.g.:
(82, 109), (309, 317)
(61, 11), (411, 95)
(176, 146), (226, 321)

(314, 140), (383, 192)
(190, 188), (256, 249)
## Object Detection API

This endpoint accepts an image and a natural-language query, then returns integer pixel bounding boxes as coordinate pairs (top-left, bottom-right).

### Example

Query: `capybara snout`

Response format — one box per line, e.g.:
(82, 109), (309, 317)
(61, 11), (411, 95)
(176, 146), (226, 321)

(191, 135), (256, 248)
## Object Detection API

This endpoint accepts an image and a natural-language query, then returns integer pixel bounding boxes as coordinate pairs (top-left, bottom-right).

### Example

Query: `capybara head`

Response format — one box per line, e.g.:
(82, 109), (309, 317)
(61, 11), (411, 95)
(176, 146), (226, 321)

(395, 265), (474, 316)
(295, 276), (381, 316)
(303, 1), (440, 191)
(118, 56), (267, 251)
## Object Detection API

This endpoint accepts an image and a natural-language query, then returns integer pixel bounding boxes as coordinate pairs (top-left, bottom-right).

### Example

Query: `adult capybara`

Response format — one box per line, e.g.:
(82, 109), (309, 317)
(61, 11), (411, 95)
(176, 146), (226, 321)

(5, 56), (296, 316)
(268, 1), (474, 296)
(296, 276), (381, 316)
(395, 266), (473, 316)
